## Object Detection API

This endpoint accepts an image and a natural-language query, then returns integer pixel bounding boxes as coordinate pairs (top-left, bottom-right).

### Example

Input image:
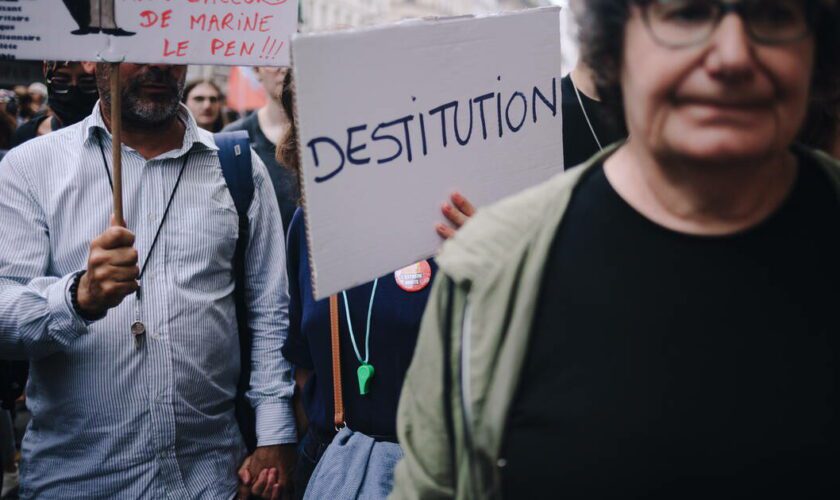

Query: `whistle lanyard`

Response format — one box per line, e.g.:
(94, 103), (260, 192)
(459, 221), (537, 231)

(341, 278), (379, 395)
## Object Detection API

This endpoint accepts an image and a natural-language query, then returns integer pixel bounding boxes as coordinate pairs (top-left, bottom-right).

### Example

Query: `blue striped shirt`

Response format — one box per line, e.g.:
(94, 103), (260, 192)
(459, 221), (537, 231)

(0, 103), (296, 498)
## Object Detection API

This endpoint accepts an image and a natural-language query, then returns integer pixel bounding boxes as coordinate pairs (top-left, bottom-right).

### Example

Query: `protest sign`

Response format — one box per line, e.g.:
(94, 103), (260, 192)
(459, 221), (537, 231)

(292, 7), (564, 299)
(0, 0), (297, 66)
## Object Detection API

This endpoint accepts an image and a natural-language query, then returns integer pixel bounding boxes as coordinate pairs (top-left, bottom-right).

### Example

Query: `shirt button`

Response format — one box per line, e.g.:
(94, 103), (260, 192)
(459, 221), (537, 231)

(148, 212), (157, 222)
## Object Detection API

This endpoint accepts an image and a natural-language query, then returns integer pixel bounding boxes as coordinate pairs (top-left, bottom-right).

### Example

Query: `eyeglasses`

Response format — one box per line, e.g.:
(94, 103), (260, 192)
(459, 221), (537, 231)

(639, 0), (815, 48)
(48, 75), (98, 95)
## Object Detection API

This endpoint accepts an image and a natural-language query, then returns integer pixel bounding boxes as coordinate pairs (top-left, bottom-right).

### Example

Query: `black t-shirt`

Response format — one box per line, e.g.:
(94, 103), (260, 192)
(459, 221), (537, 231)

(561, 75), (625, 170)
(501, 154), (840, 499)
(223, 112), (299, 232)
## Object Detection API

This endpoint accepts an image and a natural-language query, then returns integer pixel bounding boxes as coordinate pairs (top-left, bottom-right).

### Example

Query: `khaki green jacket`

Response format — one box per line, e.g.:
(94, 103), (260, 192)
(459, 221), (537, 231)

(389, 146), (840, 500)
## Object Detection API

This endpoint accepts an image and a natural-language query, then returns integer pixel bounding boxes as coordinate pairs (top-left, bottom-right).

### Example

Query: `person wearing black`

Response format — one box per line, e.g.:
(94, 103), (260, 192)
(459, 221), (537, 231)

(561, 0), (626, 170)
(12, 62), (98, 147)
(561, 65), (626, 169)
(224, 67), (299, 232)
(391, 1), (840, 498)
(435, 61), (612, 239)
(503, 149), (840, 499)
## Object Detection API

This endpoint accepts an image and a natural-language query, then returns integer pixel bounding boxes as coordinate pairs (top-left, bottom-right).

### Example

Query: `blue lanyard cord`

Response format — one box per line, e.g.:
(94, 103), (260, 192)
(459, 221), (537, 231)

(341, 278), (379, 365)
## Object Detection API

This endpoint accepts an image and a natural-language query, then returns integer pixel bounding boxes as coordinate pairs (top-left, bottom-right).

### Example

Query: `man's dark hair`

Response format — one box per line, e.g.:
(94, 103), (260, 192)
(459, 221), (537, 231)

(577, 0), (840, 134)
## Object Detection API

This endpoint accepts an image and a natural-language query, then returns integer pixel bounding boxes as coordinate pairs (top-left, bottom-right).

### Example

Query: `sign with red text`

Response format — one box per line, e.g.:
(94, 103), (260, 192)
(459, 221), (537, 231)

(0, 0), (296, 66)
(293, 7), (564, 299)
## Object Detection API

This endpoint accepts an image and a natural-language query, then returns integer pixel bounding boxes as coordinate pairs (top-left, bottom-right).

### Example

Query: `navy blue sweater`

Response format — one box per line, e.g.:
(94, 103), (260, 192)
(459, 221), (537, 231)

(281, 209), (436, 437)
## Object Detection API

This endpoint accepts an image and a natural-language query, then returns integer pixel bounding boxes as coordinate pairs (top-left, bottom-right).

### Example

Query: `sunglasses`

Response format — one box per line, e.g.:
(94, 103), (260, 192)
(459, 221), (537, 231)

(48, 74), (99, 95)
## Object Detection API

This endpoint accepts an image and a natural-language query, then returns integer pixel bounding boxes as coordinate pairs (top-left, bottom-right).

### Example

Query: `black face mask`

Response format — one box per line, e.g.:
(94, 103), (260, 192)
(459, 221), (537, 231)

(48, 86), (98, 127)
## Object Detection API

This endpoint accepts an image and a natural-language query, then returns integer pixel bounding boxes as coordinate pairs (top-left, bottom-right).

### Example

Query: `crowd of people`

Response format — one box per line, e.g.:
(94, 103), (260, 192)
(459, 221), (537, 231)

(0, 0), (839, 499)
(1, 66), (251, 162)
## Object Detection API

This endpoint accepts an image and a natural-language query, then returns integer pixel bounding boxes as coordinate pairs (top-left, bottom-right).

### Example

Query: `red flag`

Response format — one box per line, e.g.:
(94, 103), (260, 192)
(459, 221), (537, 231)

(227, 66), (267, 113)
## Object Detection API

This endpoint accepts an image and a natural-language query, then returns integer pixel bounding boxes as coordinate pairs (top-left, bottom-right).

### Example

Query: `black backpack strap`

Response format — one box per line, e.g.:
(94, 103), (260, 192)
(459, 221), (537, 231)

(215, 131), (257, 451)
(216, 131), (255, 216)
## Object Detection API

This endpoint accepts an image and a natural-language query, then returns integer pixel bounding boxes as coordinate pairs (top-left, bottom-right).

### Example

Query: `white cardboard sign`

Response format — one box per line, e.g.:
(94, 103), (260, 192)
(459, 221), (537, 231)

(0, 0), (297, 66)
(293, 7), (564, 299)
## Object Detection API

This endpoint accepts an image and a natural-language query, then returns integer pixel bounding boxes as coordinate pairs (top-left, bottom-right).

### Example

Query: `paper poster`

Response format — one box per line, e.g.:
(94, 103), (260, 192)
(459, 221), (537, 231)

(0, 0), (297, 66)
(292, 7), (564, 299)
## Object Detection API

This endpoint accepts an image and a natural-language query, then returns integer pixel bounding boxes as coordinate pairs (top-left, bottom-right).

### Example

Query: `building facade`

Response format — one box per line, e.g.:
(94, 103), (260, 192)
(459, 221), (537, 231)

(300, 0), (550, 31)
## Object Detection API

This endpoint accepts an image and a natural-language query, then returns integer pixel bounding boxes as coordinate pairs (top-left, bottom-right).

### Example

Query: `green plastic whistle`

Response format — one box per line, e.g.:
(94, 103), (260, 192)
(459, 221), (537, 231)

(357, 363), (375, 396)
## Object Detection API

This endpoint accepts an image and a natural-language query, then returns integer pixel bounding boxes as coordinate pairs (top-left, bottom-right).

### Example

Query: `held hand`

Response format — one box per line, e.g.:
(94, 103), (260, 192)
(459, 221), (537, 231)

(76, 215), (140, 318)
(436, 192), (476, 240)
(237, 444), (297, 500)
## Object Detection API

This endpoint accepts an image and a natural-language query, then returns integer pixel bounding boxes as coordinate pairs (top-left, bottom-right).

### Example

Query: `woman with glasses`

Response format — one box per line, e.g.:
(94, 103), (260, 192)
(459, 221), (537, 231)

(390, 1), (840, 498)
(11, 61), (98, 147)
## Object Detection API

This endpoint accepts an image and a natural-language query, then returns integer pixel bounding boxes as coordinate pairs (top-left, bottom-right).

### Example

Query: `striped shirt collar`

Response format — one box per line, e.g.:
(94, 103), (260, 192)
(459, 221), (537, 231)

(83, 101), (218, 157)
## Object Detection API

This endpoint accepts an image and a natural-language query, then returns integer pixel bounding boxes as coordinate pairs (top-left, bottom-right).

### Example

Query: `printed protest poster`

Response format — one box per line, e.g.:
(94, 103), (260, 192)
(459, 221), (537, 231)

(293, 7), (564, 299)
(0, 0), (297, 66)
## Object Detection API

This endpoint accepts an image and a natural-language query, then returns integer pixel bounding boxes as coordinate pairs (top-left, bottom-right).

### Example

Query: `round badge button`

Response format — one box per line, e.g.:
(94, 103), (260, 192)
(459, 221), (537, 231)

(394, 260), (432, 292)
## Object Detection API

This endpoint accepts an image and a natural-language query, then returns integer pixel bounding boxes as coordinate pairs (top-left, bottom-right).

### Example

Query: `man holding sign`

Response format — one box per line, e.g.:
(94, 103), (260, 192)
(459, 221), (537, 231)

(0, 63), (295, 498)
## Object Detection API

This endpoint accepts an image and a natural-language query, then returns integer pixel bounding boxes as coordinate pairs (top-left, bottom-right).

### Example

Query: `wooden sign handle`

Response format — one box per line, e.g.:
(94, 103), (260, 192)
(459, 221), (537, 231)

(110, 63), (124, 227)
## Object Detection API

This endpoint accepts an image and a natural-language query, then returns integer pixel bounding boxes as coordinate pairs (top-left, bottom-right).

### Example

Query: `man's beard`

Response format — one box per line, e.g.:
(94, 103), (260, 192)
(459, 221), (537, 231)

(123, 67), (185, 127)
(98, 66), (185, 129)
